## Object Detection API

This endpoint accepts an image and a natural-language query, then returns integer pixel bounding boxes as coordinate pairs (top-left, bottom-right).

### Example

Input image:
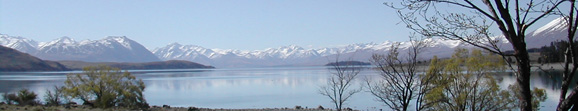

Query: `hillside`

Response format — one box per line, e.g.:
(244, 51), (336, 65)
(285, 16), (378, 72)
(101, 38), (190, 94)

(0, 46), (69, 71)
(58, 60), (215, 70)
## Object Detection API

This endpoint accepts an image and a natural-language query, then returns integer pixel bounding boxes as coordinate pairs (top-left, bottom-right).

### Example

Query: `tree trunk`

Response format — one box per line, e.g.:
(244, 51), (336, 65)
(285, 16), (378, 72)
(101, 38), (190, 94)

(513, 41), (533, 111)
(558, 85), (578, 111)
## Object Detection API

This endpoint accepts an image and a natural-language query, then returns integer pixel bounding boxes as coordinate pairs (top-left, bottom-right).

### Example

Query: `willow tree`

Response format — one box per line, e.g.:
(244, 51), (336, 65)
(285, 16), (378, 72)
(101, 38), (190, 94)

(61, 65), (148, 109)
(424, 49), (519, 111)
(387, 0), (577, 110)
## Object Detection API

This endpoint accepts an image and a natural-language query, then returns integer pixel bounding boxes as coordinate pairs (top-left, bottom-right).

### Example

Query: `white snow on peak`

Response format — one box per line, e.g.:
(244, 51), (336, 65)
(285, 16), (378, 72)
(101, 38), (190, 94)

(79, 40), (94, 45)
(106, 36), (128, 42)
(153, 37), (473, 68)
(0, 34), (39, 53)
(425, 38), (462, 48)
(38, 36), (77, 49)
(105, 36), (133, 49)
(0, 34), (38, 46)
(533, 17), (568, 36)
(55, 36), (75, 44)
(0, 35), (160, 62)
(31, 36), (143, 53)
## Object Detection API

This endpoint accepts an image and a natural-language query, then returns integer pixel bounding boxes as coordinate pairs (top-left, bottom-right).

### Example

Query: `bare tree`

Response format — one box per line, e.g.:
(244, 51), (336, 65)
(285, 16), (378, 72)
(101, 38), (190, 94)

(319, 55), (362, 111)
(386, 0), (577, 110)
(557, 7), (578, 111)
(44, 86), (66, 106)
(366, 37), (429, 111)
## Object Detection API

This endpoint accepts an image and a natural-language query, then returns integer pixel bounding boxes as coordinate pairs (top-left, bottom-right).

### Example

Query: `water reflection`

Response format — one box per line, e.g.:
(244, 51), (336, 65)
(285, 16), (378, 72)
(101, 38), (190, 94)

(140, 67), (374, 108)
(0, 72), (69, 93)
(0, 67), (575, 110)
(493, 70), (578, 110)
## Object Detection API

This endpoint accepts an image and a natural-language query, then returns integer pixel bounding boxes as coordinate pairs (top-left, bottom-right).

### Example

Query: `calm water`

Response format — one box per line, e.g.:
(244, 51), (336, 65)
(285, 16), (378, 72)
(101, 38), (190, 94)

(0, 66), (573, 110)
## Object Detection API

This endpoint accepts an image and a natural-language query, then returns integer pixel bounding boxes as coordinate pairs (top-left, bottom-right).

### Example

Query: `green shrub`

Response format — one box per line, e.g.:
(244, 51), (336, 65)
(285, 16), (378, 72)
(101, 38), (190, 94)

(2, 93), (17, 105)
(16, 89), (38, 106)
(61, 65), (148, 109)
(2, 89), (39, 106)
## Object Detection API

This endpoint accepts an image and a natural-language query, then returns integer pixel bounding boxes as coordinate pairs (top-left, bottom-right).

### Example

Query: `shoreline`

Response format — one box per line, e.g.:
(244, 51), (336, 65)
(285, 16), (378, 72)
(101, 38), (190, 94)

(0, 104), (340, 111)
(529, 63), (573, 71)
(408, 62), (572, 72)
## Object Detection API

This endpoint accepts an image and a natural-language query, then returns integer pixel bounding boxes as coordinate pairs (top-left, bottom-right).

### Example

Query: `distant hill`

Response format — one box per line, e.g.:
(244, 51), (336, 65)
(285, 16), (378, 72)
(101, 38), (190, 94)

(58, 60), (215, 70)
(0, 45), (69, 71)
(325, 61), (371, 66)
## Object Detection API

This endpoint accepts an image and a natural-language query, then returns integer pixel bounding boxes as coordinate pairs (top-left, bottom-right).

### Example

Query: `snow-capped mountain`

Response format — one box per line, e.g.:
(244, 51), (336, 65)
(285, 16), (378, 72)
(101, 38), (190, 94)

(36, 36), (160, 62)
(526, 17), (577, 48)
(152, 43), (323, 67)
(153, 17), (571, 68)
(0, 35), (38, 53)
(152, 38), (469, 68)
(0, 35), (160, 62)
(1, 17), (570, 68)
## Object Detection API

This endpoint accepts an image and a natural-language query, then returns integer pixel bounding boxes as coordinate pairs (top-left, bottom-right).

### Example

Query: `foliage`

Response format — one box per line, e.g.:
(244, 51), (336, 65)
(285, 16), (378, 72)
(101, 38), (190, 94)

(538, 41), (578, 64)
(44, 86), (66, 106)
(386, 0), (578, 110)
(2, 89), (39, 106)
(507, 85), (548, 110)
(16, 89), (39, 106)
(423, 49), (518, 111)
(61, 65), (148, 109)
(2, 92), (16, 104)
(366, 37), (428, 111)
(319, 55), (362, 111)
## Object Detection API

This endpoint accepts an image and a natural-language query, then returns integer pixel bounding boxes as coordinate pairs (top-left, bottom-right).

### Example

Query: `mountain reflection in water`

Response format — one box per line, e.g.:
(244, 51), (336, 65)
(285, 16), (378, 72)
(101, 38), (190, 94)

(0, 67), (575, 110)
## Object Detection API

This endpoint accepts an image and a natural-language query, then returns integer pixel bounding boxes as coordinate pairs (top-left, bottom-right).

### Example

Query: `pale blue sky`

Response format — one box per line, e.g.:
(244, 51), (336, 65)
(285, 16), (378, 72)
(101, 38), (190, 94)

(0, 1), (559, 50)
(0, 0), (409, 50)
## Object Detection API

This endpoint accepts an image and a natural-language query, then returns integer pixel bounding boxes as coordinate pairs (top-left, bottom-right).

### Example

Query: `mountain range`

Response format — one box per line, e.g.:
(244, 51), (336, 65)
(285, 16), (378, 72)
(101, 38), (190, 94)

(151, 39), (466, 68)
(1, 17), (573, 68)
(0, 35), (160, 63)
(152, 17), (572, 68)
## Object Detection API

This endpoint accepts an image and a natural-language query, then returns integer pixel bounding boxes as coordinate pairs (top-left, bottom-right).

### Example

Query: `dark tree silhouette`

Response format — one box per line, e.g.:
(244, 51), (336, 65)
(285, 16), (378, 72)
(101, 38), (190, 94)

(387, 0), (577, 110)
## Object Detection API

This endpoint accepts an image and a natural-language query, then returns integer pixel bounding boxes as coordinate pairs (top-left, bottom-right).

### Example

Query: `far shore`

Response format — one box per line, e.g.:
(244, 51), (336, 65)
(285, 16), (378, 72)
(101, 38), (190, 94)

(403, 62), (572, 72)
(529, 63), (574, 71)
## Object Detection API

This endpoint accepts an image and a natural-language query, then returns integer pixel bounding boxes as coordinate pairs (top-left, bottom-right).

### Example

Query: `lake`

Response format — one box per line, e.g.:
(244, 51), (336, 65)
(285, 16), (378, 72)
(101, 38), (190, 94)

(0, 66), (572, 110)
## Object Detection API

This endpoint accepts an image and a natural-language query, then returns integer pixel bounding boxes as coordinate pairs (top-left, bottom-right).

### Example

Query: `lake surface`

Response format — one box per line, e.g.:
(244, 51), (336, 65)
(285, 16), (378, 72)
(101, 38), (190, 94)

(0, 66), (573, 110)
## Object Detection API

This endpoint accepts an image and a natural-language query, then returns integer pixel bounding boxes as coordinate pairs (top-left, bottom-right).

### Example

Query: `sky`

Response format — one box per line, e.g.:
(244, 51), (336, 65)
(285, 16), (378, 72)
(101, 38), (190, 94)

(0, 0), (409, 50)
(0, 1), (560, 51)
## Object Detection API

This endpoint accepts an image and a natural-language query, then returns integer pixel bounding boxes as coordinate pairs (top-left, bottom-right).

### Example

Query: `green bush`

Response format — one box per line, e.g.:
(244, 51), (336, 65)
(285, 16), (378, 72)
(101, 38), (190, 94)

(2, 89), (39, 106)
(2, 93), (17, 105)
(61, 65), (148, 109)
